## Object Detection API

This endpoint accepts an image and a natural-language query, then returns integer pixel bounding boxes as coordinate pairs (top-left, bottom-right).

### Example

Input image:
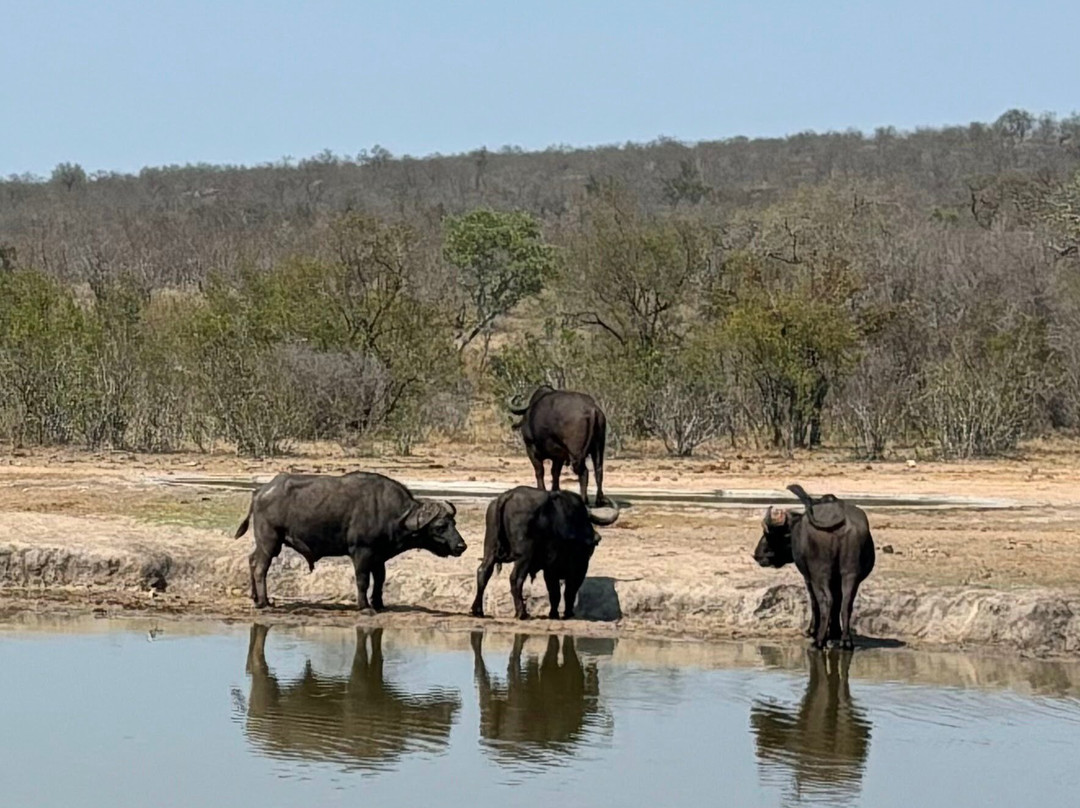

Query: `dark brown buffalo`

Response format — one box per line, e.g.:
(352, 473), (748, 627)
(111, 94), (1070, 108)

(470, 632), (606, 765)
(471, 486), (619, 620)
(753, 484), (876, 650)
(237, 624), (461, 770)
(509, 385), (609, 506)
(234, 471), (466, 612)
(750, 649), (871, 802)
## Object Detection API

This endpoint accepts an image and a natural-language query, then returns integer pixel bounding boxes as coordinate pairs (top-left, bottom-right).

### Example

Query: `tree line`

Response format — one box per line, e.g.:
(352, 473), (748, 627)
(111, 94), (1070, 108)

(1, 109), (1079, 458)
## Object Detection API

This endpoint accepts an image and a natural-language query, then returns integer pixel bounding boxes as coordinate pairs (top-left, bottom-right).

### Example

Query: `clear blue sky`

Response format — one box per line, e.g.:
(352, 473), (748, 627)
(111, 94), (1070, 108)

(2, 0), (1077, 176)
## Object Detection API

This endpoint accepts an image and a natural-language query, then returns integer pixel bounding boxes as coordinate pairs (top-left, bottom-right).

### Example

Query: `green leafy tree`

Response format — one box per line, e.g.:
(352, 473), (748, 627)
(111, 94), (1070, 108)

(718, 254), (862, 450)
(443, 209), (557, 354)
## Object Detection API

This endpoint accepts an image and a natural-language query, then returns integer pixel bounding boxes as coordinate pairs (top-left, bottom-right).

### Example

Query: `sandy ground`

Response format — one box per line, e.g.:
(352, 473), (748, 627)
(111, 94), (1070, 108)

(2, 441), (1080, 658)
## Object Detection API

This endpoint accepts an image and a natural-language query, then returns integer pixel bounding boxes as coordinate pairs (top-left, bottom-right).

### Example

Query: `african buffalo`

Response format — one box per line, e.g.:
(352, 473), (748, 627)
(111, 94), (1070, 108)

(470, 632), (606, 764)
(237, 624), (461, 770)
(234, 471), (466, 612)
(509, 385), (609, 506)
(470, 486), (619, 620)
(753, 484), (875, 650)
(750, 649), (870, 802)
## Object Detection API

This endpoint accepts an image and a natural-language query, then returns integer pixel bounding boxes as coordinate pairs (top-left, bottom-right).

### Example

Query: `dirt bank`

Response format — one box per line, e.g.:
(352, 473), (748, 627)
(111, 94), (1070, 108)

(2, 445), (1080, 658)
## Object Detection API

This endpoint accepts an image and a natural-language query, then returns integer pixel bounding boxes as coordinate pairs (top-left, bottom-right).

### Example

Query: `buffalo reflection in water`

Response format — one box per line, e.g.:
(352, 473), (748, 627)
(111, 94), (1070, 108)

(235, 624), (461, 771)
(470, 631), (611, 767)
(751, 649), (872, 805)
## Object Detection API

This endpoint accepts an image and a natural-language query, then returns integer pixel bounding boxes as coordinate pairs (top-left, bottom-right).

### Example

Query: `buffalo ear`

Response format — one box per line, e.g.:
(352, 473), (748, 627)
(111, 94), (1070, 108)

(403, 499), (443, 532)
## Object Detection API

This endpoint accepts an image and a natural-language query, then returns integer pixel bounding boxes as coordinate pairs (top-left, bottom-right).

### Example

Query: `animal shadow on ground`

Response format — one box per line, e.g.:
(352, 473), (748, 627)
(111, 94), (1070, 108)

(854, 635), (905, 650)
(273, 601), (459, 619)
(573, 576), (622, 621)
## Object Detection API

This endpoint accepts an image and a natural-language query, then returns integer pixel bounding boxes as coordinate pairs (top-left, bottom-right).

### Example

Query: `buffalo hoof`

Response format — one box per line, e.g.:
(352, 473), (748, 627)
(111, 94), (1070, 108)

(254, 600), (271, 610)
(371, 601), (385, 612)
(562, 611), (575, 620)
(810, 638), (827, 651)
(840, 637), (855, 651)
(548, 610), (560, 620)
(803, 626), (816, 638)
(515, 612), (530, 621)
(470, 605), (486, 618)
(359, 607), (377, 617)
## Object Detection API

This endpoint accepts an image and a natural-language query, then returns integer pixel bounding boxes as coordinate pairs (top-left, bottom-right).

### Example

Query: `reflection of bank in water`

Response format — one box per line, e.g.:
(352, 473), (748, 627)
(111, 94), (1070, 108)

(471, 632), (614, 769)
(751, 650), (871, 805)
(233, 624), (461, 772)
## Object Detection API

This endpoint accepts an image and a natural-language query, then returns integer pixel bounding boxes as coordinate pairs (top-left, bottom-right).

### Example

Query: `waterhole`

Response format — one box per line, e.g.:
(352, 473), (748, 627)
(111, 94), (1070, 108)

(1, 619), (1076, 807)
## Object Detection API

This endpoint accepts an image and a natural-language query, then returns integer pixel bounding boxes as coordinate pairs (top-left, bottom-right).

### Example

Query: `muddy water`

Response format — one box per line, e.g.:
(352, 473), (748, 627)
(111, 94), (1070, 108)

(1, 621), (1079, 808)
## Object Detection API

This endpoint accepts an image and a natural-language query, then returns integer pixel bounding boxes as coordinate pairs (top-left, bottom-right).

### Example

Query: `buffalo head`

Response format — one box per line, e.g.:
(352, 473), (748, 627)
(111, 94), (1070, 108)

(403, 499), (467, 558)
(754, 506), (794, 568)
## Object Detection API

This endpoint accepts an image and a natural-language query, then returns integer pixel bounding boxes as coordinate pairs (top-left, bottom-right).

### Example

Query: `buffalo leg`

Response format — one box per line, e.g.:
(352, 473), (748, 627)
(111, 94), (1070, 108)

(371, 561), (387, 612)
(543, 568), (561, 619)
(250, 525), (283, 609)
(510, 560), (531, 619)
(250, 546), (279, 609)
(563, 568), (586, 619)
(471, 557), (496, 617)
(802, 576), (820, 638)
(527, 444), (546, 490)
(351, 550), (376, 613)
(593, 456), (606, 507)
(550, 459), (564, 492)
(811, 582), (833, 650)
(591, 436), (609, 505)
(828, 577), (843, 641)
(248, 553), (258, 603)
(574, 460), (589, 504)
(838, 573), (863, 651)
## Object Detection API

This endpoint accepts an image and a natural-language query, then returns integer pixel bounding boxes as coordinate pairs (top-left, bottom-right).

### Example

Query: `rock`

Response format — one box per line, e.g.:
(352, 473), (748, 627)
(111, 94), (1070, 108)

(906, 459), (917, 468)
(882, 544), (895, 554)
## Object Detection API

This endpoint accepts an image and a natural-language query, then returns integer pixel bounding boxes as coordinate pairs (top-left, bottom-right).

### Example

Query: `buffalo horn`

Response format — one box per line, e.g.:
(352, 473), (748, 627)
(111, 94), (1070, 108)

(587, 503), (620, 526)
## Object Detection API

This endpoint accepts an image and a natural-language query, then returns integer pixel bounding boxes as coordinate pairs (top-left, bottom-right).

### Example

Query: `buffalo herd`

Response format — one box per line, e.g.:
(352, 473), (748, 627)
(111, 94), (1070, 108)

(234, 385), (877, 650)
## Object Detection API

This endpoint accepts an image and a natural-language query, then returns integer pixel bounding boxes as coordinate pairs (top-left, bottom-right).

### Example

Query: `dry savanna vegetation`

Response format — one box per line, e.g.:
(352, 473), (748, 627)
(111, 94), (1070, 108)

(2, 109), (1080, 460)
(4, 112), (1080, 655)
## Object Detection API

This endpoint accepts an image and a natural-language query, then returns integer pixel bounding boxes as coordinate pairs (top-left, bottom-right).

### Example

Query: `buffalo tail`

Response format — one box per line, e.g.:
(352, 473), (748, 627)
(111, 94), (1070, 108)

(234, 500), (253, 539)
(786, 483), (814, 511)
